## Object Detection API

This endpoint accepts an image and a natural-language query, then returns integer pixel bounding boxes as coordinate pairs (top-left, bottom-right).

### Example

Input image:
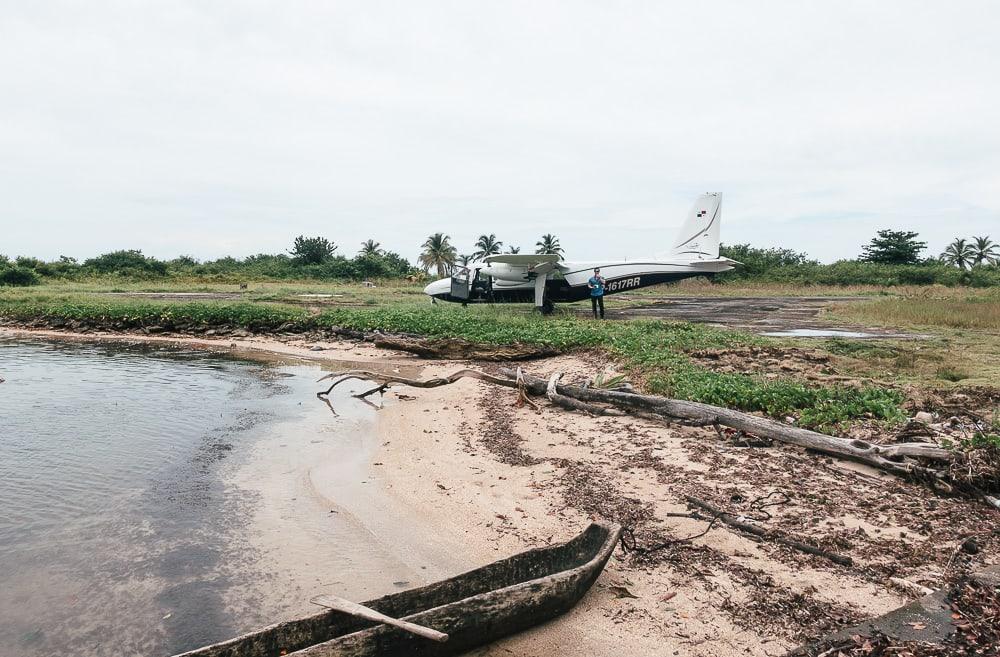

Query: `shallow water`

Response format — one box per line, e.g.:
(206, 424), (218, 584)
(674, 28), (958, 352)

(761, 328), (880, 338)
(0, 339), (392, 656)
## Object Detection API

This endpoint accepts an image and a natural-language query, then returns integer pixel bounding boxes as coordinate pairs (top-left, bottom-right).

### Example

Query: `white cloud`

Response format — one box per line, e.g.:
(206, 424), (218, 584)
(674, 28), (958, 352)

(1, 1), (998, 263)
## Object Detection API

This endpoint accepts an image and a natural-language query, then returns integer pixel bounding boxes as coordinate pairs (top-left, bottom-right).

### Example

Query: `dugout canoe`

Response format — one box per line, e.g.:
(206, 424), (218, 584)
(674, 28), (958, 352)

(174, 521), (621, 657)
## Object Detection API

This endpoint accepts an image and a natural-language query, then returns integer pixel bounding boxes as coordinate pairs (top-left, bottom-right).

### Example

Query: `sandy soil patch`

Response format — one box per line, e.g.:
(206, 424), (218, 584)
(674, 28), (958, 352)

(373, 353), (999, 656)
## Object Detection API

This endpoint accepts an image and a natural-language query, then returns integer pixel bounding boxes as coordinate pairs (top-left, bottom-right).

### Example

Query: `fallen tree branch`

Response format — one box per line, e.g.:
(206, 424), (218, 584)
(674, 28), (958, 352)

(618, 511), (725, 556)
(316, 369), (517, 397)
(312, 366), (992, 507)
(515, 367), (539, 411)
(684, 496), (854, 567)
(498, 368), (955, 483)
(354, 383), (391, 399)
(888, 576), (934, 597)
(546, 372), (621, 416)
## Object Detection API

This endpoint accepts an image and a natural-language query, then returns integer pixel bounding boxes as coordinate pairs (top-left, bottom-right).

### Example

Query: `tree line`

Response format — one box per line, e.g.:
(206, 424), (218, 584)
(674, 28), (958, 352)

(717, 230), (1000, 287)
(0, 236), (417, 286)
(1, 228), (997, 287)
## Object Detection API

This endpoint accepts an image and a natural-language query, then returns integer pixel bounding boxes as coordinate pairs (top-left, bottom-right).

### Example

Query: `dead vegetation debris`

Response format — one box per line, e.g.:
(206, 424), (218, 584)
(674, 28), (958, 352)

(716, 564), (863, 642)
(474, 387), (540, 466)
(547, 458), (654, 529)
(689, 345), (837, 380)
(454, 364), (999, 646)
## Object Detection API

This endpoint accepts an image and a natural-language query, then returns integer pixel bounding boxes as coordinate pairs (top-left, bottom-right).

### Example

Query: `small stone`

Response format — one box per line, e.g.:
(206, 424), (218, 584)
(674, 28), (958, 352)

(914, 411), (934, 424)
(961, 537), (980, 554)
(309, 345), (325, 351)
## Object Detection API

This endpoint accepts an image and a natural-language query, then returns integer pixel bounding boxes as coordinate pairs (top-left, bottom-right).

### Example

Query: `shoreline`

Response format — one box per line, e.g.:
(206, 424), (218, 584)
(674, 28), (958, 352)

(4, 326), (998, 655)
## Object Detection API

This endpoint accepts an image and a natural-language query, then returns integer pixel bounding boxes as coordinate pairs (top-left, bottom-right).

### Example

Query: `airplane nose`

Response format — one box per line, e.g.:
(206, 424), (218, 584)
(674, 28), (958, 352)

(423, 279), (448, 296)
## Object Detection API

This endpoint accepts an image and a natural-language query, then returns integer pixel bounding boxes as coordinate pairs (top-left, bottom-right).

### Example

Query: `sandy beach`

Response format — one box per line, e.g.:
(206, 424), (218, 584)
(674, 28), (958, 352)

(4, 327), (997, 656)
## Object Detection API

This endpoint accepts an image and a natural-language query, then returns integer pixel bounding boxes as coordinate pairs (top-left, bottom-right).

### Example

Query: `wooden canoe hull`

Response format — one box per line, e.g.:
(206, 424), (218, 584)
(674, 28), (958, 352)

(175, 522), (621, 657)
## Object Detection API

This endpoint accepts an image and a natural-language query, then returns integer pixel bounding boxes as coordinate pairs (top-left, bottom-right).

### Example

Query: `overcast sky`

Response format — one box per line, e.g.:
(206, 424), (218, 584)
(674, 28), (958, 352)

(2, 1), (998, 264)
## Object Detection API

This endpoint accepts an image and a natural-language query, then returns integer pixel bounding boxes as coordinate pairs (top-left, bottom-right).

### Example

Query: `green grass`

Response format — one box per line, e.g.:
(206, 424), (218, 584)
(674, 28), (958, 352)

(0, 290), (906, 433)
(823, 338), (903, 360)
(833, 294), (1000, 330)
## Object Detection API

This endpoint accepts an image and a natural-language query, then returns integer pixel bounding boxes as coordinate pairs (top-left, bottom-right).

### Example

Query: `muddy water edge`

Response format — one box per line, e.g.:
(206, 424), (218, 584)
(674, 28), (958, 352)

(0, 337), (441, 656)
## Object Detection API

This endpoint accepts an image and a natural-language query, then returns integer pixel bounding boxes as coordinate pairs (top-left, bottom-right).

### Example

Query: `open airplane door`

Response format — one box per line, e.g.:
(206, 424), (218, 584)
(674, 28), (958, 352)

(450, 268), (471, 300)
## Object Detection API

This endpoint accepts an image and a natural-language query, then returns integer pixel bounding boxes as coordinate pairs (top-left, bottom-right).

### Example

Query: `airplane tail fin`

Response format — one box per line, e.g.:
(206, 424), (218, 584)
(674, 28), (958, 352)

(670, 192), (722, 260)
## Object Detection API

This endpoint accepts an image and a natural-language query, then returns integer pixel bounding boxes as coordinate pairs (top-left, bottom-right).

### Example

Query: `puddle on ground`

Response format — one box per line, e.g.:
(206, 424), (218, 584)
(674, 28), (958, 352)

(762, 328), (925, 339)
(763, 328), (878, 338)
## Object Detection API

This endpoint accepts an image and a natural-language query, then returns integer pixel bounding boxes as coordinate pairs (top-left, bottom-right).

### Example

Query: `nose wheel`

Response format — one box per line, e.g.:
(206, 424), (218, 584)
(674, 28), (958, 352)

(540, 299), (555, 315)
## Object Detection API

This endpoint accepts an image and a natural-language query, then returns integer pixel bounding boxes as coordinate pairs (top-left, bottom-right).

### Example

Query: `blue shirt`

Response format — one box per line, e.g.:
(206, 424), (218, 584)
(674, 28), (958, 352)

(588, 276), (605, 297)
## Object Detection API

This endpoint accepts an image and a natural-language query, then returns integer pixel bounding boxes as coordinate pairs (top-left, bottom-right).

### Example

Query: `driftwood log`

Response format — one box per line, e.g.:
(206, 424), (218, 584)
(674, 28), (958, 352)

(497, 369), (957, 479)
(546, 373), (622, 416)
(373, 336), (559, 361)
(685, 496), (853, 566)
(314, 366), (997, 508)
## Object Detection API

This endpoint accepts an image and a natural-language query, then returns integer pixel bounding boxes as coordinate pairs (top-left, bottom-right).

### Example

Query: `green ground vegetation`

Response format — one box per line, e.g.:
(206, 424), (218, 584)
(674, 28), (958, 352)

(818, 290), (1000, 387)
(1, 284), (907, 433)
(830, 291), (1000, 330)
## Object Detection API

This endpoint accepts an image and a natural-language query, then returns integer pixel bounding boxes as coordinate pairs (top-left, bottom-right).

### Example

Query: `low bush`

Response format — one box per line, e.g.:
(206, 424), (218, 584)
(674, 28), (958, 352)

(83, 250), (169, 277)
(714, 254), (1000, 288)
(0, 265), (41, 286)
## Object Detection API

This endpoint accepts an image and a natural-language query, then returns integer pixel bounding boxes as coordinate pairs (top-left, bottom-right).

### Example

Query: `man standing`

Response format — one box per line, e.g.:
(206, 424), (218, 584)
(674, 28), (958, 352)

(588, 267), (606, 319)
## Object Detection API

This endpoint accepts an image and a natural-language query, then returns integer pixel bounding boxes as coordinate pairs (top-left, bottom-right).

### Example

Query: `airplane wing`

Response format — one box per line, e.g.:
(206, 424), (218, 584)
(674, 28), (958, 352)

(483, 254), (563, 266)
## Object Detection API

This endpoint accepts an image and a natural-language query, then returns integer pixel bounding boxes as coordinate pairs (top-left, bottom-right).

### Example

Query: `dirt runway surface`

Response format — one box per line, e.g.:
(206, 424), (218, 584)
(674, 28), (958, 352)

(596, 296), (923, 338)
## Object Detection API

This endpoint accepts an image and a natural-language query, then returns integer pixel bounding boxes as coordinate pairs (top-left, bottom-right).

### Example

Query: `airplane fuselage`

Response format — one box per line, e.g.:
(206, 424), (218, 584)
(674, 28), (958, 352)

(424, 259), (733, 305)
(422, 192), (735, 310)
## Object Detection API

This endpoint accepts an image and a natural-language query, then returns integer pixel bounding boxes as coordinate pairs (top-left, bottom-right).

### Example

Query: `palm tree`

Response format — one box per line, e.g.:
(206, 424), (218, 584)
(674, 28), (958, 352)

(472, 234), (503, 261)
(419, 233), (457, 278)
(359, 239), (383, 257)
(971, 235), (999, 266)
(535, 234), (564, 259)
(505, 246), (521, 254)
(457, 253), (472, 267)
(940, 238), (976, 270)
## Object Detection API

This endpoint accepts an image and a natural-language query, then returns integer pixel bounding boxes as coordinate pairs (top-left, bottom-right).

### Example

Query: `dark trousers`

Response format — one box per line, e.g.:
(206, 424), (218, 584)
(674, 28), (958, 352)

(591, 295), (605, 318)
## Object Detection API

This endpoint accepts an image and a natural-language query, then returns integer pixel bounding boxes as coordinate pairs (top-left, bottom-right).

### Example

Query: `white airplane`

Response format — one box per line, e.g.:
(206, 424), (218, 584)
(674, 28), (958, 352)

(423, 192), (738, 313)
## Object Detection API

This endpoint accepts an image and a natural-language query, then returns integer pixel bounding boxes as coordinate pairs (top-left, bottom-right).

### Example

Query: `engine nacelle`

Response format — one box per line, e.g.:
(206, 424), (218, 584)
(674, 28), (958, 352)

(479, 262), (532, 282)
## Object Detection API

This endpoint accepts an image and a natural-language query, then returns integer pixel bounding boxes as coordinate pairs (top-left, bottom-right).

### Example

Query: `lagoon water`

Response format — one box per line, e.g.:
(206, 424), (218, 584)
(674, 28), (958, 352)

(0, 338), (395, 656)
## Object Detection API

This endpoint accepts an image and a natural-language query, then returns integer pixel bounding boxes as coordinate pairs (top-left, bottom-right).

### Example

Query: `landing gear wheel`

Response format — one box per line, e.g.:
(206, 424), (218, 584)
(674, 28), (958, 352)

(541, 299), (555, 315)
